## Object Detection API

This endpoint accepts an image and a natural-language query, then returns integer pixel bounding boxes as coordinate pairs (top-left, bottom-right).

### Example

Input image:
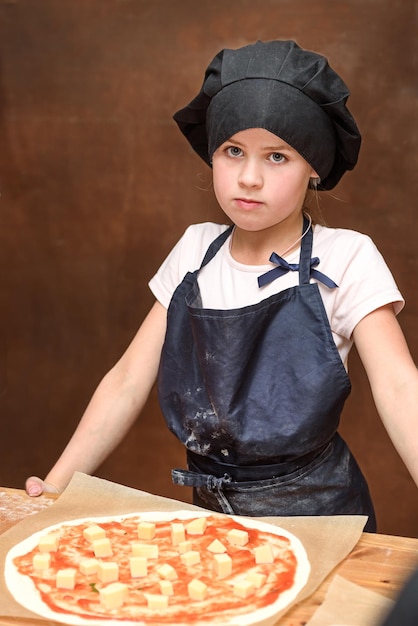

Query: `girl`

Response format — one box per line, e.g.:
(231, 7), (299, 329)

(26, 40), (418, 532)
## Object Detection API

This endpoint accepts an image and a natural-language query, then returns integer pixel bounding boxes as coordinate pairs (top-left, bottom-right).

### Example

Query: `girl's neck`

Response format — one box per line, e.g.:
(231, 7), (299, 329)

(230, 213), (309, 265)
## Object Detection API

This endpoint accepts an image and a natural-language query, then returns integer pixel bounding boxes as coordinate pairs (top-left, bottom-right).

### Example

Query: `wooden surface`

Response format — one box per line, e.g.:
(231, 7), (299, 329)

(0, 0), (417, 540)
(1, 488), (418, 626)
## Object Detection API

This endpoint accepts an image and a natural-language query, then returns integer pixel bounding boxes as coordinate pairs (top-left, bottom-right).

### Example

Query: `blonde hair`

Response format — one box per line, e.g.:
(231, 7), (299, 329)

(304, 184), (326, 226)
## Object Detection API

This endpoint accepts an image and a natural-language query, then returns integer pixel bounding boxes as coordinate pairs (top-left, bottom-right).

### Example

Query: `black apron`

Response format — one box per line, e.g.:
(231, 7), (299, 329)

(158, 220), (376, 531)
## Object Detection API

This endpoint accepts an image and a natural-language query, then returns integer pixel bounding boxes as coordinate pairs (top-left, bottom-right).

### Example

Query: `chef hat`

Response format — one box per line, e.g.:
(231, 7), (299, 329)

(173, 40), (361, 190)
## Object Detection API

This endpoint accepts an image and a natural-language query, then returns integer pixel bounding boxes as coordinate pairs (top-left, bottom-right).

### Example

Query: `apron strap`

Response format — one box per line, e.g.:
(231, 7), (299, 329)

(174, 443), (331, 484)
(171, 442), (331, 515)
(299, 215), (314, 285)
(199, 225), (234, 270)
(172, 469), (234, 514)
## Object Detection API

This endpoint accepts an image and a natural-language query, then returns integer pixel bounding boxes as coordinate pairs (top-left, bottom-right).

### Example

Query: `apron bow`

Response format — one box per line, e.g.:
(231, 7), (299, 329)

(258, 253), (338, 289)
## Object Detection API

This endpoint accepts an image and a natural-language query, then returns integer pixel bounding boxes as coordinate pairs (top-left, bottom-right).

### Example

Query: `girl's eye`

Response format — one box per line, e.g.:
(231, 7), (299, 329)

(226, 146), (243, 157)
(269, 152), (285, 163)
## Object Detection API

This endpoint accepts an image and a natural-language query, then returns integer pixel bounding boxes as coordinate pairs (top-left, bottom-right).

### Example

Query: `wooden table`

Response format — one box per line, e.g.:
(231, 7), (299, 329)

(1, 487), (417, 626)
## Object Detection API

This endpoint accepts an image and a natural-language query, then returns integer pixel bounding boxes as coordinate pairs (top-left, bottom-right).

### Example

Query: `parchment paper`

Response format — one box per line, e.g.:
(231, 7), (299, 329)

(0, 472), (367, 624)
(306, 575), (394, 626)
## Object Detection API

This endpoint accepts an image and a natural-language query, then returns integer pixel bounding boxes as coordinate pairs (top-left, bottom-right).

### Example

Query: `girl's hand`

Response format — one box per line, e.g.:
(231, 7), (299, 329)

(25, 476), (62, 497)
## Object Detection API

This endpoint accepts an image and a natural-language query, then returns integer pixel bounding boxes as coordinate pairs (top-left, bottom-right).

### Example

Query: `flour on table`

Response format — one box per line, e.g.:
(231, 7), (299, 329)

(0, 491), (54, 534)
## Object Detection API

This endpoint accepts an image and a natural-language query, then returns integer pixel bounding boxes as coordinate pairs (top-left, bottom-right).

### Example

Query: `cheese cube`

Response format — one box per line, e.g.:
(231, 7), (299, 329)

(131, 542), (159, 559)
(254, 544), (274, 564)
(207, 538), (227, 554)
(56, 568), (77, 590)
(213, 553), (232, 578)
(227, 528), (249, 546)
(144, 593), (169, 610)
(38, 533), (59, 552)
(129, 556), (147, 578)
(137, 521), (156, 541)
(246, 571), (267, 588)
(83, 524), (106, 542)
(79, 558), (99, 576)
(171, 522), (186, 545)
(180, 550), (201, 566)
(178, 540), (193, 554)
(33, 553), (51, 571)
(92, 537), (113, 558)
(233, 579), (255, 599)
(156, 563), (177, 581)
(97, 561), (119, 583)
(188, 578), (208, 601)
(186, 517), (207, 535)
(159, 579), (174, 596)
(99, 582), (129, 610)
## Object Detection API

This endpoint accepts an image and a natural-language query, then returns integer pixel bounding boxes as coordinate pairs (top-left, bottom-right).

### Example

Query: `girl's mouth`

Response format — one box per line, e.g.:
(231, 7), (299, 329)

(234, 198), (263, 210)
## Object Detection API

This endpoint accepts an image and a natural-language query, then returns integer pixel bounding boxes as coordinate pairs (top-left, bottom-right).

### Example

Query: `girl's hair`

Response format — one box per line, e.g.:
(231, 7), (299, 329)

(304, 189), (326, 226)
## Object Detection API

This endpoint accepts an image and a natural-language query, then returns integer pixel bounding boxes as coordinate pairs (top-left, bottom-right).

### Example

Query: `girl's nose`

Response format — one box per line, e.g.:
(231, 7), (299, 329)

(238, 158), (263, 188)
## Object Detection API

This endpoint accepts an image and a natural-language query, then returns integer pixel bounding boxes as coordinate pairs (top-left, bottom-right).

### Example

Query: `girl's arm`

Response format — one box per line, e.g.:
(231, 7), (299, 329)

(26, 300), (167, 496)
(353, 304), (418, 486)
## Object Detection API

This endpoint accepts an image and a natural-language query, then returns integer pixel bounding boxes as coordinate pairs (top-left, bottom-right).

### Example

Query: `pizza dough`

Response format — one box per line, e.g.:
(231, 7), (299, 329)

(5, 510), (310, 626)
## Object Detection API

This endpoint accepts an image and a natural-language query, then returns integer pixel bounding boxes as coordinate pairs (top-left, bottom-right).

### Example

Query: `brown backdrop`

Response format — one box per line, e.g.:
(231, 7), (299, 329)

(0, 0), (417, 537)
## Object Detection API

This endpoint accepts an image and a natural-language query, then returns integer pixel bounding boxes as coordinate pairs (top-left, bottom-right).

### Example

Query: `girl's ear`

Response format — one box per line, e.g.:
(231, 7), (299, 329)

(309, 176), (321, 190)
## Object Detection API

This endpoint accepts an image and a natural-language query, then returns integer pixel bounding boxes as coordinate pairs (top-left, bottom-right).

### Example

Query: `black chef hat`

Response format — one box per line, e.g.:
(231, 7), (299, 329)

(173, 40), (361, 190)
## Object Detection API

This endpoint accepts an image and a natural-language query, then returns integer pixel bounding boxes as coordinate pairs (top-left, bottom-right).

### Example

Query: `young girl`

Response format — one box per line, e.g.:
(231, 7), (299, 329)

(26, 40), (418, 532)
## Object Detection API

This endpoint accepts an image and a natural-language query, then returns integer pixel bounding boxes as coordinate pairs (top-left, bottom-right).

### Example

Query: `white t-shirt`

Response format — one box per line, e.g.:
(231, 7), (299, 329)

(149, 222), (404, 368)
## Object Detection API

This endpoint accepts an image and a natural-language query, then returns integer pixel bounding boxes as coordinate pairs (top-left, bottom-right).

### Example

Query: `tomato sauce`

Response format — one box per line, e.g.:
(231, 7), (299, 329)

(13, 515), (297, 624)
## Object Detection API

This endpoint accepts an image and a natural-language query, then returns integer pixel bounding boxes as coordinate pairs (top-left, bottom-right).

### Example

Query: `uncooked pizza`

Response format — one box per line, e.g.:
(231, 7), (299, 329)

(5, 510), (310, 625)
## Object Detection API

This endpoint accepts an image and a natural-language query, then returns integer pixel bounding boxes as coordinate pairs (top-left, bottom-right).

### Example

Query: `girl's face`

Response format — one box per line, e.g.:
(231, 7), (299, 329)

(212, 128), (317, 234)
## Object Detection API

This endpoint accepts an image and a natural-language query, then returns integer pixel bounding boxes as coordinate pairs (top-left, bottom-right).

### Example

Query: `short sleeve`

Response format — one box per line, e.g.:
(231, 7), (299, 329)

(325, 230), (404, 339)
